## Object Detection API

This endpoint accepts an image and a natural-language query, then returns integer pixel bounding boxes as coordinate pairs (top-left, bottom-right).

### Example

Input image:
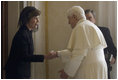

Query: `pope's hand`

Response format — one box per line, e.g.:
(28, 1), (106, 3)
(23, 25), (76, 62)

(59, 69), (68, 79)
(49, 50), (57, 55)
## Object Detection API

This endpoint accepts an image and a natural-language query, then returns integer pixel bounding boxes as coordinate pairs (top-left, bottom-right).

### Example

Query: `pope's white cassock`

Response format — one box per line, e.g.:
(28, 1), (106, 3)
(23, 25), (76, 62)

(57, 18), (108, 78)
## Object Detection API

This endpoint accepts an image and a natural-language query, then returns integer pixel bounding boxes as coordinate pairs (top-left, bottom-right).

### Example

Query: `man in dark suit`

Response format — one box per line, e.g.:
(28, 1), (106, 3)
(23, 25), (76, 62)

(85, 9), (117, 79)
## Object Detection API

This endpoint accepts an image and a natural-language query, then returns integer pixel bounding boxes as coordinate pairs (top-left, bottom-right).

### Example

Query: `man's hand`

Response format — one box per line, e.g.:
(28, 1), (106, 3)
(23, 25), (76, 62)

(110, 57), (116, 64)
(59, 69), (68, 79)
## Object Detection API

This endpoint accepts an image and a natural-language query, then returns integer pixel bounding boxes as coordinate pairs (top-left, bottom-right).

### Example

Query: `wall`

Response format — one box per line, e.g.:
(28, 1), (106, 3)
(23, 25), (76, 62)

(47, 2), (71, 78)
(8, 2), (19, 55)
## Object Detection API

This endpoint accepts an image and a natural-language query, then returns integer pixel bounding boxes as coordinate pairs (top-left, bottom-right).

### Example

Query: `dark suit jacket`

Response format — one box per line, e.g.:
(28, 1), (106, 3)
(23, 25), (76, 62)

(5, 26), (44, 77)
(98, 27), (117, 60)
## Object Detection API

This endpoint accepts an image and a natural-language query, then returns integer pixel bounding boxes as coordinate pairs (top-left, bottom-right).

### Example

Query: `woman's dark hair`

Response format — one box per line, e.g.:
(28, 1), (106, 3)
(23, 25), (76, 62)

(18, 6), (41, 27)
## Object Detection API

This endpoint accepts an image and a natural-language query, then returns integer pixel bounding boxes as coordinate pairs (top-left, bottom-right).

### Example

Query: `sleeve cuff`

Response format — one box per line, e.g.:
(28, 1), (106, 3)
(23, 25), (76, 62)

(57, 50), (72, 63)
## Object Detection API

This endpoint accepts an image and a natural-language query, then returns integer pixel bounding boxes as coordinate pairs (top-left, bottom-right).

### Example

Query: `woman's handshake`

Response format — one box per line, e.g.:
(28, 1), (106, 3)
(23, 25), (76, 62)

(44, 51), (58, 59)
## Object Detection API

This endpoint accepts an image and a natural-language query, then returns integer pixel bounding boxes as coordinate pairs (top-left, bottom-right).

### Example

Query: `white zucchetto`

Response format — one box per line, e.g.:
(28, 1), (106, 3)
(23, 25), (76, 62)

(67, 6), (86, 20)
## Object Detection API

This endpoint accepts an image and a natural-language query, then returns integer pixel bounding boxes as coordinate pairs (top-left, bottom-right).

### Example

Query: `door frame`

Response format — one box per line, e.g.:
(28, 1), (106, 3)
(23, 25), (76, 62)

(1, 1), (8, 79)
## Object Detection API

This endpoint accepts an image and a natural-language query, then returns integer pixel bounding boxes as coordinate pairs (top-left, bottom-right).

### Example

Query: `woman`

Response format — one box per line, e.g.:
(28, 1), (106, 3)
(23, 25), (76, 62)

(5, 6), (46, 79)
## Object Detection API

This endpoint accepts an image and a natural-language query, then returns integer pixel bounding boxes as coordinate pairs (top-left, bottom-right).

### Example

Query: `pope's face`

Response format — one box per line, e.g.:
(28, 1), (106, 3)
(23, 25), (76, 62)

(85, 12), (96, 24)
(27, 16), (39, 30)
(68, 16), (77, 29)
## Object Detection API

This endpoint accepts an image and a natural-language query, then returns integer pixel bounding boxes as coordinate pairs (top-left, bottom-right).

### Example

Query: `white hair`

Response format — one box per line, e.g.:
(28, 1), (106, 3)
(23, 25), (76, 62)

(67, 6), (86, 20)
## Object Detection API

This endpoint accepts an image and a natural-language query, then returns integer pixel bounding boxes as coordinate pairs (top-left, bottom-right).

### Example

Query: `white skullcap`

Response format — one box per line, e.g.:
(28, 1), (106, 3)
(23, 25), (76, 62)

(67, 6), (86, 20)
